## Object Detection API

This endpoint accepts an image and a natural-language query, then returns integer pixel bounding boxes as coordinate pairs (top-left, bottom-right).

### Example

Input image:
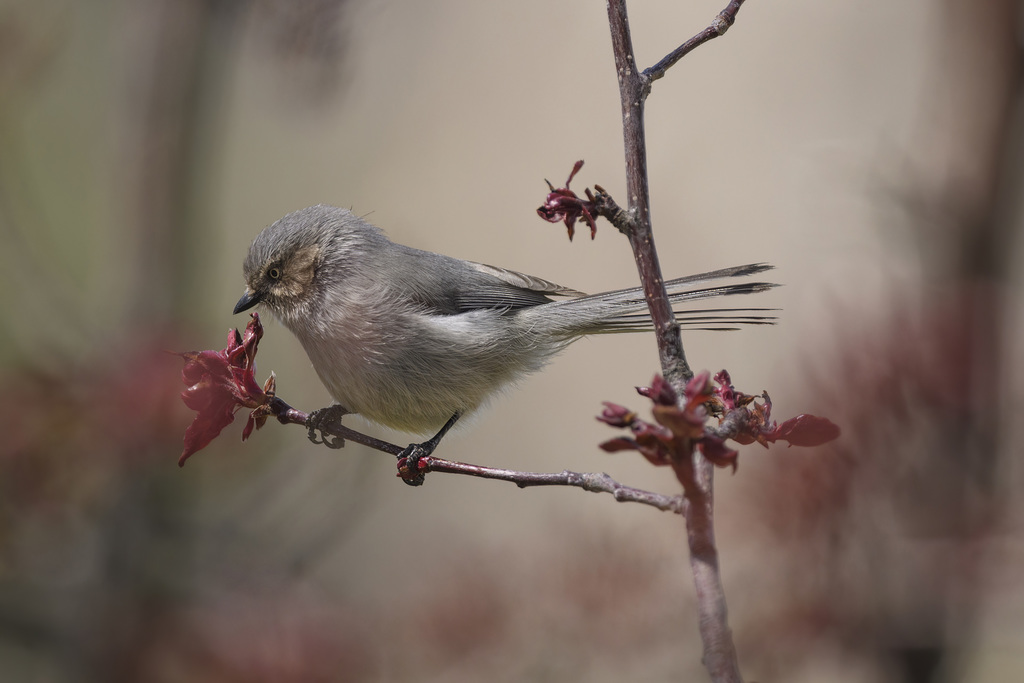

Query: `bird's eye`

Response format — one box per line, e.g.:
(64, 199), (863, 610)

(267, 267), (282, 281)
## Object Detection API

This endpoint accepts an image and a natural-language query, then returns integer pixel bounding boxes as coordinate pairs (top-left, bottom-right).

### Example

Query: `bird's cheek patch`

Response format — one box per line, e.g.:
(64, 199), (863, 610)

(279, 246), (320, 299)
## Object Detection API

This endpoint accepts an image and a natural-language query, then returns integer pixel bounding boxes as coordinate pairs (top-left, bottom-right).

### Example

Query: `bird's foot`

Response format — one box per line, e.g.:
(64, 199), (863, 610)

(306, 404), (349, 449)
(395, 413), (461, 486)
(396, 442), (433, 487)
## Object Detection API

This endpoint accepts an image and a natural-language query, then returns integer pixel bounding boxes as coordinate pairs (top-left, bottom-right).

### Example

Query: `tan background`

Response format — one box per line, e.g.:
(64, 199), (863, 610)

(1, 0), (1021, 681)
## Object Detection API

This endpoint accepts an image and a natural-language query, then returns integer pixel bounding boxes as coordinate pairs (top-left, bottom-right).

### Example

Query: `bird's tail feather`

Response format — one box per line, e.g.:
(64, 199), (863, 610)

(539, 263), (779, 335)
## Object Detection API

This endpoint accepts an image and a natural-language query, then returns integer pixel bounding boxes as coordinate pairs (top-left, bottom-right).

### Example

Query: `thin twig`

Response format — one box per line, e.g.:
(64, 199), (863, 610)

(644, 0), (746, 84)
(265, 396), (683, 512)
(268, 397), (403, 455)
(424, 459), (684, 513)
(591, 186), (637, 235)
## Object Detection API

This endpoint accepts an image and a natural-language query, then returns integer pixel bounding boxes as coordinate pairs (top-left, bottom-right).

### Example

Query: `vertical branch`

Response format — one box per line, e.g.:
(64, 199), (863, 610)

(121, 0), (241, 324)
(682, 461), (742, 683)
(606, 1), (692, 387)
(606, 2), (747, 681)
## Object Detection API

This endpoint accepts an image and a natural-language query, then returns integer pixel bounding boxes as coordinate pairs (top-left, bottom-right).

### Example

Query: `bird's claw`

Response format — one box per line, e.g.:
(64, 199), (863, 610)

(394, 413), (459, 486)
(396, 443), (431, 486)
(306, 405), (349, 449)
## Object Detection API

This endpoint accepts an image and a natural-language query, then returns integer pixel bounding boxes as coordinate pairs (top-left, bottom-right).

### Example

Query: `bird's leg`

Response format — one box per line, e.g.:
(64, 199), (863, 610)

(397, 413), (461, 486)
(306, 404), (350, 449)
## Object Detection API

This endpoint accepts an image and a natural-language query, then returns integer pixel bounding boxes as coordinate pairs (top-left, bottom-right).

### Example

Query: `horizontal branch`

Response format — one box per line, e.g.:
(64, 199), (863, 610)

(424, 458), (684, 513)
(268, 397), (404, 455)
(265, 396), (682, 513)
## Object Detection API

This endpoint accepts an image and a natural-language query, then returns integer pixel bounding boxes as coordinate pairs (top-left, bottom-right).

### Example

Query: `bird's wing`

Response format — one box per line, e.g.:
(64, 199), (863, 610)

(468, 262), (586, 297)
(452, 262), (586, 311)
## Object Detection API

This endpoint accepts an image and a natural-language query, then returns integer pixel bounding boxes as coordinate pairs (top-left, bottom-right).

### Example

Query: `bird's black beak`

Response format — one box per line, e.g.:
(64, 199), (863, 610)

(233, 288), (261, 314)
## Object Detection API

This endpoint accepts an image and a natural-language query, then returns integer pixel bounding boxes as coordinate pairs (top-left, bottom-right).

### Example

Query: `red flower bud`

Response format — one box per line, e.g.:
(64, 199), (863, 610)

(536, 160), (598, 241)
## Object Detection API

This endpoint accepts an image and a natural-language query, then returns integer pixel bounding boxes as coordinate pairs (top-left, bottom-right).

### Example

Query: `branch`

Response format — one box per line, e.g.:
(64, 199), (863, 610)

(644, 0), (746, 84)
(262, 395), (684, 513)
(680, 464), (742, 681)
(606, 0), (692, 388)
(604, 2), (750, 681)
(417, 460), (684, 513)
(266, 397), (403, 455)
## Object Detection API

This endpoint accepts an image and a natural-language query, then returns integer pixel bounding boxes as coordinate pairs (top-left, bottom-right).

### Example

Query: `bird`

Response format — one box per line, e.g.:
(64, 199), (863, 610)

(233, 204), (775, 462)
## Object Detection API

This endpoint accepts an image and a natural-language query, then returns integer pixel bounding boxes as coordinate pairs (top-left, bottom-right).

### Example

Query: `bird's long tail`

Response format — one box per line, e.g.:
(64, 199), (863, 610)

(539, 263), (778, 334)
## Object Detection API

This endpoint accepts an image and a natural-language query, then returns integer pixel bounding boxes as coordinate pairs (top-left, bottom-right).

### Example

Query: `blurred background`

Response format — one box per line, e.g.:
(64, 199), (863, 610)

(1, 0), (1022, 681)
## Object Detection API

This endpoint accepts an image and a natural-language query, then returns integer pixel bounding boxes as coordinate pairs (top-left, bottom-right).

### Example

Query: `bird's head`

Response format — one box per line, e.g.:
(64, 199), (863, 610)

(234, 204), (380, 322)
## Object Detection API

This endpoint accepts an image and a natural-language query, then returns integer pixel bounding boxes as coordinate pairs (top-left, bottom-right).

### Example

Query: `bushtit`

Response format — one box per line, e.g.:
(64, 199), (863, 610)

(234, 204), (774, 459)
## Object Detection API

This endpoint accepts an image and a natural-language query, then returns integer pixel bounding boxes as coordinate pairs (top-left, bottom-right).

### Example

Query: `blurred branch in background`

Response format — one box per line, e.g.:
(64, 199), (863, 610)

(119, 0), (240, 324)
(0, 2), (96, 359)
(0, 2), (369, 682)
(122, 0), (352, 324)
(744, 1), (1022, 681)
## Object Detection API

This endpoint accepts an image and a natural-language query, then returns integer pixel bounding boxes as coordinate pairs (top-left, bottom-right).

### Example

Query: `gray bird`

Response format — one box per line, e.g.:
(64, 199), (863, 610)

(234, 205), (775, 459)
